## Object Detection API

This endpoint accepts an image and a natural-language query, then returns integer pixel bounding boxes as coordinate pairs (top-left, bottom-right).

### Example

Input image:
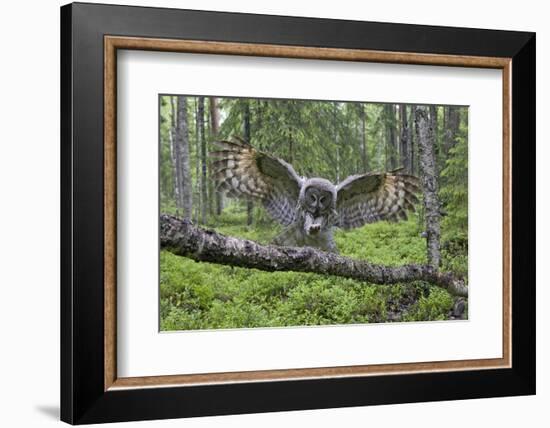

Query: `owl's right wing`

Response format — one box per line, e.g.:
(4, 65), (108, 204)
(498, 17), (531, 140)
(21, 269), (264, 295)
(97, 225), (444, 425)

(211, 138), (304, 226)
(335, 172), (420, 230)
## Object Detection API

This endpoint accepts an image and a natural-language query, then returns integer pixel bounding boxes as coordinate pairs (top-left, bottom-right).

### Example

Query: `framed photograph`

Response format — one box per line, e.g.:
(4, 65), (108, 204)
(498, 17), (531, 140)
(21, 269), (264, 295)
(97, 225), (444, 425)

(60, 2), (535, 424)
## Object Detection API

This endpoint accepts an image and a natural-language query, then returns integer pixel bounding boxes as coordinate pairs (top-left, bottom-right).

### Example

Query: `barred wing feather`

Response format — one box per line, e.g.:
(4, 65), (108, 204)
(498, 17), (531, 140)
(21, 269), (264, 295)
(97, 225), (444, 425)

(211, 138), (303, 226)
(336, 173), (420, 229)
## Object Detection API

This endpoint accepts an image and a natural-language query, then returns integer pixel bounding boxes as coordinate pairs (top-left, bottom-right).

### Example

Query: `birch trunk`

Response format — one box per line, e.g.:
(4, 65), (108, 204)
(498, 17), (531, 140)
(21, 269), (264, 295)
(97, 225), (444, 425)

(415, 105), (441, 268)
(198, 97), (207, 225)
(194, 100), (200, 223)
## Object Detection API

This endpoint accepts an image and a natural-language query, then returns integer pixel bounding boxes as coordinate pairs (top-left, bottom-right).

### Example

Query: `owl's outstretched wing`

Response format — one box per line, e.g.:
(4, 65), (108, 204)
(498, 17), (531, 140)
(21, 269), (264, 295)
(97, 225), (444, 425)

(335, 172), (420, 230)
(211, 138), (304, 226)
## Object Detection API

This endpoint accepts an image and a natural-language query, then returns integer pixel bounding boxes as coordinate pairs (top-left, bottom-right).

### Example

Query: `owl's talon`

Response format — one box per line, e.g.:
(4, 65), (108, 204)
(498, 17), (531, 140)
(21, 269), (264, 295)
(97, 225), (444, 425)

(308, 224), (321, 235)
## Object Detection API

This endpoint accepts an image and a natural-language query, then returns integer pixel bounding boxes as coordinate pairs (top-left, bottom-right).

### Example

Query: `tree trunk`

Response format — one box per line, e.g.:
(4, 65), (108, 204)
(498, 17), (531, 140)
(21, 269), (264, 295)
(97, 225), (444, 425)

(288, 129), (294, 165)
(333, 102), (340, 182)
(193, 99), (201, 223)
(243, 101), (254, 225)
(175, 96), (192, 219)
(385, 104), (397, 170)
(443, 106), (460, 157)
(169, 97), (179, 212)
(198, 97), (207, 225)
(209, 97), (223, 216)
(361, 104), (368, 172)
(415, 105), (441, 268)
(160, 214), (467, 297)
(399, 104), (409, 172)
(429, 105), (439, 163)
(407, 105), (415, 175)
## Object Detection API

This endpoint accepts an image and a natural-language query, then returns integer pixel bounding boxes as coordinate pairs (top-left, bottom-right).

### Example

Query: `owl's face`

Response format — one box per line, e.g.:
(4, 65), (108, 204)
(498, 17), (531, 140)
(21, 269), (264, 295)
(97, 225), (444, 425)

(299, 179), (336, 236)
(304, 186), (333, 215)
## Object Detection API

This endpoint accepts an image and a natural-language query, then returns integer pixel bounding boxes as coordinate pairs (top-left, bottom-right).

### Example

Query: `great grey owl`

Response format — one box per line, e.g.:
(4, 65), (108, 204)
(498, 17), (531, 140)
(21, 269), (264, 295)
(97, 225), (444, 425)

(211, 137), (420, 253)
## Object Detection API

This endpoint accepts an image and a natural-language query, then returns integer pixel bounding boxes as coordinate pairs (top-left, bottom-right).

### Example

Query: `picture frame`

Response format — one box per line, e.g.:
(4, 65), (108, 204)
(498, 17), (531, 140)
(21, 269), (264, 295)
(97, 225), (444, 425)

(60, 2), (535, 424)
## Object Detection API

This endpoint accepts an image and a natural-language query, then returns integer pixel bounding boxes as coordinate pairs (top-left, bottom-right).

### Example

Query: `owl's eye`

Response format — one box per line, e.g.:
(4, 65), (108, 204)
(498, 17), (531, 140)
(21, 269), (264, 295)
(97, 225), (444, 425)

(318, 193), (332, 210)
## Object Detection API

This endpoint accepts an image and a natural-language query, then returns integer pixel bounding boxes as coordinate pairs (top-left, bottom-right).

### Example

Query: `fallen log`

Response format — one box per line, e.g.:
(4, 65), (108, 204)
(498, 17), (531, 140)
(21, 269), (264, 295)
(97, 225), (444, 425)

(160, 214), (468, 297)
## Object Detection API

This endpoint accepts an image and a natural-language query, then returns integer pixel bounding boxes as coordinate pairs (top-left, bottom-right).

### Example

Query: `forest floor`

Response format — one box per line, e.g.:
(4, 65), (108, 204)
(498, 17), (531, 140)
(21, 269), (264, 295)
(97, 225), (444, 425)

(160, 203), (468, 331)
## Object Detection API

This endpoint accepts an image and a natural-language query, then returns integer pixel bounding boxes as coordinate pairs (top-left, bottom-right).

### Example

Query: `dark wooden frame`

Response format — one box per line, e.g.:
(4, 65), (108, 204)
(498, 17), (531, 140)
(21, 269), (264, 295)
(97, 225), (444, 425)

(61, 2), (535, 424)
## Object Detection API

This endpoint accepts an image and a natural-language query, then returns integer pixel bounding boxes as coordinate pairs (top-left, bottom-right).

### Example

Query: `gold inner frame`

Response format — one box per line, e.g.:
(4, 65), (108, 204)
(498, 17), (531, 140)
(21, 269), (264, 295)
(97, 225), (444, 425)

(104, 35), (512, 391)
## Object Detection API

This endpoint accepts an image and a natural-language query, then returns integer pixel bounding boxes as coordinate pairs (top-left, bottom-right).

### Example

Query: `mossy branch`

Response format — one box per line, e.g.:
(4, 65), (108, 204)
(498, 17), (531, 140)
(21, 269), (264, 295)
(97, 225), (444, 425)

(160, 214), (468, 297)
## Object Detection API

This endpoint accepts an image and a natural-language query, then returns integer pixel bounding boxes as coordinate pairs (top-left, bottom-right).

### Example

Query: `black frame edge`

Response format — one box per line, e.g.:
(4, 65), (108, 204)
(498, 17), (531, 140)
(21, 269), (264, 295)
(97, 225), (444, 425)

(60, 3), (74, 425)
(510, 33), (536, 393)
(71, 1), (533, 57)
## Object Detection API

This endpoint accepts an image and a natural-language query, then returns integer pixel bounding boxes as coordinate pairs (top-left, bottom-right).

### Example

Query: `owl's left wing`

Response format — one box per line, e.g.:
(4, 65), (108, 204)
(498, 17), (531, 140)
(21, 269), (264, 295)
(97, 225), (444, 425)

(211, 138), (304, 226)
(335, 172), (420, 230)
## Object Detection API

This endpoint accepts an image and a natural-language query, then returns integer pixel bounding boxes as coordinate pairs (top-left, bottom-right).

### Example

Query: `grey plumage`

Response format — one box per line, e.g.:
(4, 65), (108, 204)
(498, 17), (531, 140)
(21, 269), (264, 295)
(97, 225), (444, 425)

(211, 138), (420, 253)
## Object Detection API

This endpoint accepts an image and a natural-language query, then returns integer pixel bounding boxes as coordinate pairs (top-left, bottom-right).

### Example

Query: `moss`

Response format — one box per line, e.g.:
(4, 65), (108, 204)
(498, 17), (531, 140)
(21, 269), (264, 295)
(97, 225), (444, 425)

(160, 203), (466, 331)
(401, 286), (455, 322)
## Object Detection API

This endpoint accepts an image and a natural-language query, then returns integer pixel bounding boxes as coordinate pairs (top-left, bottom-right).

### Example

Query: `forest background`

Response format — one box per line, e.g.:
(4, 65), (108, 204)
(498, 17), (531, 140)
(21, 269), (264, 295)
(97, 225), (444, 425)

(159, 95), (468, 331)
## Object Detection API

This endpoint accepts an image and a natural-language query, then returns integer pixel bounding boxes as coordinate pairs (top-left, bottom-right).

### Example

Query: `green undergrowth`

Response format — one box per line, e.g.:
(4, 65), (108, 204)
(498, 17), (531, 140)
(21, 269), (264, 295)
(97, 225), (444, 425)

(160, 204), (467, 331)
